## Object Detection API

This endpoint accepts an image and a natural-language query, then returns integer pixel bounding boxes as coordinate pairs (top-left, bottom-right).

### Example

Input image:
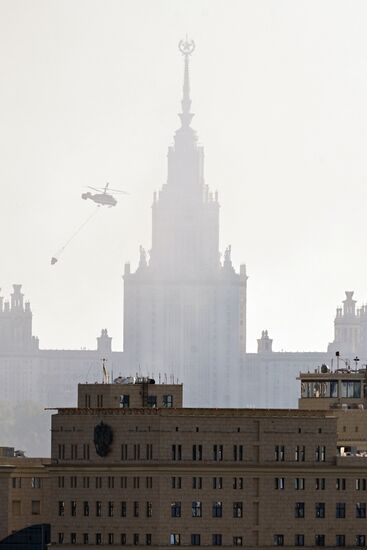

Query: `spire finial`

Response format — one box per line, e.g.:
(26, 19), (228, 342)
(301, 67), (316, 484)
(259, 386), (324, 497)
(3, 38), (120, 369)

(178, 37), (195, 127)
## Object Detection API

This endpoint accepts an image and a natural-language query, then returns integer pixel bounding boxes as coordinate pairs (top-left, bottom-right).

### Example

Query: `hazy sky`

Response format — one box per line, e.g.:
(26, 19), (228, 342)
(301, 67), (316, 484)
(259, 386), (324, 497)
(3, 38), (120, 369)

(1, 0), (367, 353)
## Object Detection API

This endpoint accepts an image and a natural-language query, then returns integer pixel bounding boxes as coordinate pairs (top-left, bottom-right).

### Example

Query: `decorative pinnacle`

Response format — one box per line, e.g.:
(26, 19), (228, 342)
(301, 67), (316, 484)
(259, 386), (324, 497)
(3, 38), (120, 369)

(178, 37), (195, 128)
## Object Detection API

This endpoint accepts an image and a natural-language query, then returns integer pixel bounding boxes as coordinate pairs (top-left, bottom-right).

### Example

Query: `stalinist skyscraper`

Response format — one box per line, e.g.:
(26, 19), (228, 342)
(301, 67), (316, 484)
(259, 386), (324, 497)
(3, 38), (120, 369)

(123, 40), (247, 406)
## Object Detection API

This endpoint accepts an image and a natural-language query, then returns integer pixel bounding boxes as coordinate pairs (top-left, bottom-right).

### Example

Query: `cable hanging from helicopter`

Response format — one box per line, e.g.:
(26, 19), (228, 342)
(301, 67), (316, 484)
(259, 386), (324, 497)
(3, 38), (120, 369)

(50, 182), (128, 265)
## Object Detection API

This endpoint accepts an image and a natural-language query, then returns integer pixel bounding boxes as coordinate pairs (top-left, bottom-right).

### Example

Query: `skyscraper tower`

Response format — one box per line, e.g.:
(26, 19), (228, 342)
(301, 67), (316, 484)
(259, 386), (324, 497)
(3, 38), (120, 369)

(123, 40), (247, 406)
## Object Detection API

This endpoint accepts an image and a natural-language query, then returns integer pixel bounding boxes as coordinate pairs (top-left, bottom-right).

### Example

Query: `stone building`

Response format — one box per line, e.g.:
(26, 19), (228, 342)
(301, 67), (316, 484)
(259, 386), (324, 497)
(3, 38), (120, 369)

(123, 39), (247, 407)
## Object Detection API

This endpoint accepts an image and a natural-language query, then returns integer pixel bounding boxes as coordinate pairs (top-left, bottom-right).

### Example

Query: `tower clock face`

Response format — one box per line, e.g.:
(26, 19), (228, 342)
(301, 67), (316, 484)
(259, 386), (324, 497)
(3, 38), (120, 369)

(93, 421), (113, 457)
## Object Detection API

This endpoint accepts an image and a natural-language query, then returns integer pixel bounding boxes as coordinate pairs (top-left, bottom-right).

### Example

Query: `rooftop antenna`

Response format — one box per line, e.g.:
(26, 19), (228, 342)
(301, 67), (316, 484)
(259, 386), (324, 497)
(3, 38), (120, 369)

(159, 373), (161, 384)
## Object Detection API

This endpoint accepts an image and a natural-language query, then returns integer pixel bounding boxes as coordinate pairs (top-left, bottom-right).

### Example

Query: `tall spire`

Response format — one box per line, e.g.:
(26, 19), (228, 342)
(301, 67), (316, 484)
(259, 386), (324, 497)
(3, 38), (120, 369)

(178, 37), (195, 128)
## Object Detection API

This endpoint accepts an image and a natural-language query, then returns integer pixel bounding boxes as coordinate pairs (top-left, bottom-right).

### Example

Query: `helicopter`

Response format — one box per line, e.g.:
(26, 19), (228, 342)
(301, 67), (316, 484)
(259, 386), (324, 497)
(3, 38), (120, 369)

(81, 182), (128, 207)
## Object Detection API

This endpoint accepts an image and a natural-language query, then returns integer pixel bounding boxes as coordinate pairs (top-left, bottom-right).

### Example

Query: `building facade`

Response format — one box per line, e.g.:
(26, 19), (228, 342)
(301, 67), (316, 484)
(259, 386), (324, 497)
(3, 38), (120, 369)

(123, 40), (247, 408)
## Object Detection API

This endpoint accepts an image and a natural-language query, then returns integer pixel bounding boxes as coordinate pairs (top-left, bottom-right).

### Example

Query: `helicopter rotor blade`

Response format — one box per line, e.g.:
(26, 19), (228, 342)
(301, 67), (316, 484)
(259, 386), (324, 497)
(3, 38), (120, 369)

(87, 186), (103, 192)
(107, 188), (130, 195)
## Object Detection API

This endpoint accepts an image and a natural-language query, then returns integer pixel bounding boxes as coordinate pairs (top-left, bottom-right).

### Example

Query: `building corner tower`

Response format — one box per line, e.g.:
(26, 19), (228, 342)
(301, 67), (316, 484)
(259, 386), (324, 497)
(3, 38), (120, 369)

(123, 40), (247, 406)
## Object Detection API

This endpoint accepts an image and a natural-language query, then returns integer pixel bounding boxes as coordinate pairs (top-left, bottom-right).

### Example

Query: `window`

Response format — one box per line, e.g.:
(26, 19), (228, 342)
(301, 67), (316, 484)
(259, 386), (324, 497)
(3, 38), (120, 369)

(192, 445), (203, 461)
(58, 533), (64, 544)
(70, 533), (76, 544)
(96, 501), (102, 517)
(71, 444), (78, 460)
(81, 533), (88, 544)
(316, 478), (325, 490)
(70, 476), (77, 488)
(58, 476), (64, 488)
(233, 477), (243, 489)
(83, 476), (89, 489)
(108, 476), (114, 489)
(12, 501), (21, 516)
(192, 477), (202, 489)
(336, 478), (346, 490)
(146, 501), (152, 517)
(31, 477), (42, 489)
(233, 502), (243, 518)
(295, 446), (305, 462)
(233, 536), (243, 546)
(83, 444), (90, 460)
(315, 535), (325, 546)
(336, 535), (345, 546)
(133, 476), (140, 488)
(170, 534), (181, 545)
(121, 444), (128, 460)
(147, 395), (157, 408)
(192, 501), (202, 517)
(233, 444), (243, 461)
(133, 534), (139, 546)
(295, 534), (304, 546)
(212, 534), (222, 546)
(71, 500), (76, 516)
(274, 534), (284, 546)
(107, 533), (114, 545)
(96, 394), (104, 407)
(120, 394), (130, 408)
(294, 478), (305, 490)
(134, 501), (139, 517)
(31, 500), (40, 515)
(120, 476), (127, 489)
(95, 476), (102, 489)
(146, 476), (153, 488)
(172, 445), (182, 461)
(84, 393), (91, 407)
(108, 501), (114, 517)
(171, 502), (181, 518)
(146, 534), (152, 546)
(356, 503), (366, 518)
(315, 503), (325, 518)
(295, 502), (305, 518)
(172, 477), (182, 489)
(83, 501), (89, 517)
(146, 444), (153, 460)
(121, 501), (127, 517)
(134, 444), (141, 460)
(356, 535), (366, 546)
(356, 479), (367, 491)
(336, 503), (346, 518)
(315, 446), (326, 462)
(212, 501), (222, 517)
(95, 533), (102, 545)
(58, 501), (65, 516)
(121, 534), (126, 545)
(163, 395), (173, 407)
(58, 444), (65, 459)
(213, 444), (223, 461)
(213, 477), (223, 489)
(191, 534), (201, 546)
(341, 380), (361, 397)
(275, 477), (285, 490)
(275, 446), (285, 461)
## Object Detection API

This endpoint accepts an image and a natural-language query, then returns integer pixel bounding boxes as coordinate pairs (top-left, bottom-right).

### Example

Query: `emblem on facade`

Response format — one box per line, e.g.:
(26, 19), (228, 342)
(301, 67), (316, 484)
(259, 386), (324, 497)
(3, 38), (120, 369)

(93, 421), (113, 457)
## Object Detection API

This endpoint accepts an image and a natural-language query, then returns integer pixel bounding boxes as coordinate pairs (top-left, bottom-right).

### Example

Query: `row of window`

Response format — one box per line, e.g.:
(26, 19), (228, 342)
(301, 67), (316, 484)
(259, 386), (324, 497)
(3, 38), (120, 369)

(171, 501), (243, 518)
(84, 393), (174, 408)
(11, 477), (42, 489)
(274, 445), (326, 462)
(57, 532), (367, 547)
(274, 534), (366, 547)
(58, 475), (153, 489)
(275, 477), (367, 491)
(294, 502), (367, 519)
(56, 474), (366, 492)
(57, 533), (244, 546)
(12, 500), (41, 516)
(58, 501), (152, 518)
(57, 500), (245, 518)
(57, 443), (327, 462)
